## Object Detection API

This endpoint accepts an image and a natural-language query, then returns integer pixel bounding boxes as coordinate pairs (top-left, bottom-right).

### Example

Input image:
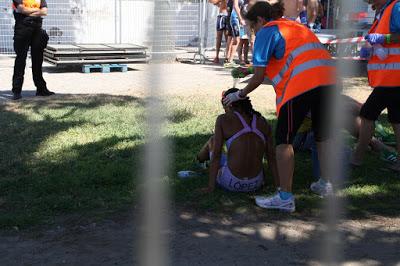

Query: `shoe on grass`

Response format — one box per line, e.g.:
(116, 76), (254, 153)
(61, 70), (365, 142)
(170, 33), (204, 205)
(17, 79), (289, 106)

(36, 89), (55, 97)
(380, 150), (398, 164)
(310, 178), (333, 197)
(255, 192), (295, 212)
(12, 92), (22, 100)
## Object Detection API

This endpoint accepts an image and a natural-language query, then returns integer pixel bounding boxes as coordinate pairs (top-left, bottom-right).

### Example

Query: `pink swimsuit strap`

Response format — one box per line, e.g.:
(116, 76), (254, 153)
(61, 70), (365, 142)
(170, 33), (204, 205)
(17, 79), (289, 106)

(225, 111), (266, 150)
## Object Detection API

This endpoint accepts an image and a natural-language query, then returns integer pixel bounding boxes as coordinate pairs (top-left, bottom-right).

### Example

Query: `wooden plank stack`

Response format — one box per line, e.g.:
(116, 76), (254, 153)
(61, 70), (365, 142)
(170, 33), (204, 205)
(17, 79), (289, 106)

(44, 44), (149, 67)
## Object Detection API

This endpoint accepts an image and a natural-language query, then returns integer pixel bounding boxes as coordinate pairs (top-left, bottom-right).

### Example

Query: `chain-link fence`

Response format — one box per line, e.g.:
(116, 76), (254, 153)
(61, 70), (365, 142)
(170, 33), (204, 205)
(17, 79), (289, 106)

(0, 1), (13, 54)
(0, 0), (217, 59)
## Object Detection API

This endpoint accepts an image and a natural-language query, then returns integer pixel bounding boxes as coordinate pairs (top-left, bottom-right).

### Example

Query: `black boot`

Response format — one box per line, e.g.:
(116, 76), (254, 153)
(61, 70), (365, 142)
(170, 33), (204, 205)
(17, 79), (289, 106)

(36, 88), (55, 97)
(12, 92), (22, 100)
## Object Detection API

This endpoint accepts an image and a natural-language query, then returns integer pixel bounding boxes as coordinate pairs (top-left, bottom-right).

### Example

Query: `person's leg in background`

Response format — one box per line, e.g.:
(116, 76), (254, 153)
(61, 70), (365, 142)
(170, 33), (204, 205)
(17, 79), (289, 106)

(386, 89), (400, 171)
(242, 38), (249, 64)
(237, 25), (246, 64)
(31, 28), (53, 96)
(249, 30), (255, 55)
(228, 34), (239, 64)
(351, 88), (387, 166)
(341, 95), (396, 160)
(12, 24), (32, 100)
(225, 16), (240, 66)
(237, 38), (244, 64)
(214, 29), (224, 64)
(214, 15), (225, 64)
(225, 18), (233, 64)
(353, 119), (383, 167)
(197, 136), (214, 162)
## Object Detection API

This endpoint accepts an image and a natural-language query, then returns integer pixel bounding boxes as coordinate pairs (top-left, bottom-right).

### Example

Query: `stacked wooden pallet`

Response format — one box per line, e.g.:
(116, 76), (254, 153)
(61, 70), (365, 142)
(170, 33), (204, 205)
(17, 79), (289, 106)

(44, 44), (149, 67)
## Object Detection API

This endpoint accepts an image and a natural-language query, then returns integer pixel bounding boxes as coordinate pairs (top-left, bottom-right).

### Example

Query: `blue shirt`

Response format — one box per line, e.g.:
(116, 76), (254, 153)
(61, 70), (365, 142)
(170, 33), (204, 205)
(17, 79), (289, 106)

(252, 25), (286, 67)
(390, 2), (400, 33)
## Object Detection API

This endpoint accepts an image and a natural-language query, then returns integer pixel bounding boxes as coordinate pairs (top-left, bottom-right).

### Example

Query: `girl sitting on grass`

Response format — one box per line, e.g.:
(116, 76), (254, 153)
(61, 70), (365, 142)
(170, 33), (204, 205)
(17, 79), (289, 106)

(197, 89), (279, 193)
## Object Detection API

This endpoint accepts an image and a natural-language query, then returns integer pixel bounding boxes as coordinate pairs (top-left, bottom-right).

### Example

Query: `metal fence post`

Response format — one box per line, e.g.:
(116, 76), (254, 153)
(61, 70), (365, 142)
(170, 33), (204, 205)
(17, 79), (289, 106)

(194, 0), (204, 63)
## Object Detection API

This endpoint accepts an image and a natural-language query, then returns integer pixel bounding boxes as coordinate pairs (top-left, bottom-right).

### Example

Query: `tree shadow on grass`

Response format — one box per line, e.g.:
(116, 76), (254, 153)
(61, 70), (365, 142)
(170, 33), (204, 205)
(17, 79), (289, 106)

(0, 99), (398, 265)
(0, 95), (146, 228)
(0, 94), (202, 229)
(171, 205), (400, 265)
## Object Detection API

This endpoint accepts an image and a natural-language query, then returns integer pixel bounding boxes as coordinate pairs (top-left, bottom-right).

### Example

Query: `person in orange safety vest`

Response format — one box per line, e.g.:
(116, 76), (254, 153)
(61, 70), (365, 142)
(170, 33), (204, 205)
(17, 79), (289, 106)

(352, 0), (400, 173)
(223, 0), (336, 212)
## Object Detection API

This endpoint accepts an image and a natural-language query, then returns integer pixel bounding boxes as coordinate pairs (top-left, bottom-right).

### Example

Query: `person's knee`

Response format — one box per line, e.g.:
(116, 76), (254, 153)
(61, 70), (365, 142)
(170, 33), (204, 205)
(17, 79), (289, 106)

(208, 136), (215, 150)
(276, 143), (294, 154)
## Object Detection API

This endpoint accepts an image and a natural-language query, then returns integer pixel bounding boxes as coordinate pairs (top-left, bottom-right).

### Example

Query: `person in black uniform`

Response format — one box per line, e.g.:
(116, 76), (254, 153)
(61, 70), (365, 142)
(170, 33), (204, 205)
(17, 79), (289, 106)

(12, 0), (54, 100)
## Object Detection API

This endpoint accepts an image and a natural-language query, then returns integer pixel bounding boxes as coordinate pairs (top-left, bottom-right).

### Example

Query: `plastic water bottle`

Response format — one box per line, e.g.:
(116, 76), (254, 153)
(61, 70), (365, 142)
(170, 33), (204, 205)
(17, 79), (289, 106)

(233, 78), (240, 88)
(374, 44), (388, 60)
(177, 170), (198, 179)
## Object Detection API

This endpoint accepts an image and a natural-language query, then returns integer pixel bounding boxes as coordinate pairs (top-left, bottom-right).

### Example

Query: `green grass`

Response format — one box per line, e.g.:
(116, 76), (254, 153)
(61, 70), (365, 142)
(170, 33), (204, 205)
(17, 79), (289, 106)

(0, 94), (399, 229)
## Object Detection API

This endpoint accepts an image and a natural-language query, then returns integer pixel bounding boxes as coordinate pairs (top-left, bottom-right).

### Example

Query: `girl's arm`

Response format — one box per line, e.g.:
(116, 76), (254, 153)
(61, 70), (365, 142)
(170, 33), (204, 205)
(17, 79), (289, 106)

(201, 116), (224, 193)
(238, 66), (265, 97)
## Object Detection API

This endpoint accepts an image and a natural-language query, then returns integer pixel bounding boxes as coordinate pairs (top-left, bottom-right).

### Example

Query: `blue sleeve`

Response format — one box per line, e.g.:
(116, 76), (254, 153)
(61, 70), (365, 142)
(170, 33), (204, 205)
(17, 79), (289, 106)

(252, 26), (285, 67)
(390, 2), (400, 33)
(13, 0), (22, 6)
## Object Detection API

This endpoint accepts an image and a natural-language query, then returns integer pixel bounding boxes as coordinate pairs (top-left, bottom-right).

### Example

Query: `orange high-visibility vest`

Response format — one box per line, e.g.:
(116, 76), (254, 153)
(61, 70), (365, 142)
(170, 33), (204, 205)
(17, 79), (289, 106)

(12, 0), (41, 11)
(263, 19), (336, 115)
(367, 0), (400, 88)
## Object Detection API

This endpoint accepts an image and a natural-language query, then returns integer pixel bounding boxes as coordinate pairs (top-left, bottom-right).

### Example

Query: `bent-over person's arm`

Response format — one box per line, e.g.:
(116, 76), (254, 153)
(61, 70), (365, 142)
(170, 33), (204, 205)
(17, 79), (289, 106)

(239, 66), (265, 98)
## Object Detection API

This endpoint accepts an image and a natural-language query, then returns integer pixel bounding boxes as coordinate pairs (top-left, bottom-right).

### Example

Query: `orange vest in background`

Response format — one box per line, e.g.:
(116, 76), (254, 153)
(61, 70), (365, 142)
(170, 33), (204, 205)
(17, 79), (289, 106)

(367, 0), (400, 88)
(12, 0), (41, 11)
(263, 19), (336, 115)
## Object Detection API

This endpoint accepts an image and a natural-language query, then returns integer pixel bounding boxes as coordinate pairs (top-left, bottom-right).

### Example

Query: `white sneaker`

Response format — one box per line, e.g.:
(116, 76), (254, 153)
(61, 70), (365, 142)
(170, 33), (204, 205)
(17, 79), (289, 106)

(255, 193), (295, 212)
(310, 179), (333, 197)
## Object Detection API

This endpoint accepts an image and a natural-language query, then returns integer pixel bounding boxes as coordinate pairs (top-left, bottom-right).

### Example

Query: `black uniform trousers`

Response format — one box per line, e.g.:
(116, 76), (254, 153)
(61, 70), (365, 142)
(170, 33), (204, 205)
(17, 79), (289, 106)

(12, 20), (49, 94)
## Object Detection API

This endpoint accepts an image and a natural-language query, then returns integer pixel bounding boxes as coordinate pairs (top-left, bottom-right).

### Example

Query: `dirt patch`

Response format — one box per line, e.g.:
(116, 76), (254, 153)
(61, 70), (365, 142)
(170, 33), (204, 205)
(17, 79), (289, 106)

(0, 207), (399, 265)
